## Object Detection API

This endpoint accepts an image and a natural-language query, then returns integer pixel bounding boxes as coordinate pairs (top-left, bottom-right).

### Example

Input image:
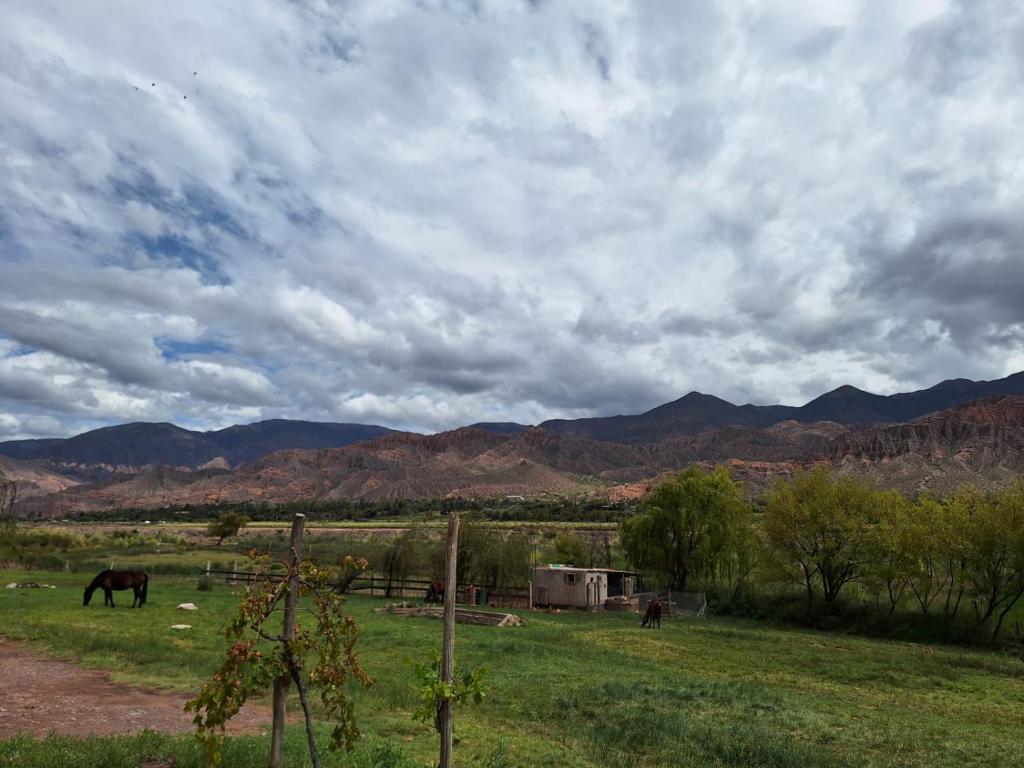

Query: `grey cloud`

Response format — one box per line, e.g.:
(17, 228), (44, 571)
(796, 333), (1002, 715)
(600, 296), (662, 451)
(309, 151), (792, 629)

(0, 0), (1022, 438)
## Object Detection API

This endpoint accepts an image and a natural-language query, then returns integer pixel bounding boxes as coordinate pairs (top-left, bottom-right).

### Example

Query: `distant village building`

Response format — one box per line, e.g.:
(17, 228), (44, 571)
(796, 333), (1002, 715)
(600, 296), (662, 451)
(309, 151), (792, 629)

(530, 564), (638, 609)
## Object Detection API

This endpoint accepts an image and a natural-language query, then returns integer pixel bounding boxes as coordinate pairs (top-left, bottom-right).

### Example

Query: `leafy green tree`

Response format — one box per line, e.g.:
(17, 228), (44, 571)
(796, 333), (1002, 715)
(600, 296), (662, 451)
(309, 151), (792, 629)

(554, 533), (590, 567)
(963, 481), (1024, 639)
(620, 466), (750, 591)
(456, 524), (532, 594)
(863, 489), (916, 615)
(207, 511), (251, 545)
(0, 468), (17, 536)
(378, 531), (426, 596)
(763, 468), (875, 616)
(901, 495), (948, 615)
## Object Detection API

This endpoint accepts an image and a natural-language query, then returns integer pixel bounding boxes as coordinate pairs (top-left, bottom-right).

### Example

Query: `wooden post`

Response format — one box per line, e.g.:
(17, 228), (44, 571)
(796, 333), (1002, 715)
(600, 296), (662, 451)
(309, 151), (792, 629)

(270, 513), (305, 768)
(439, 512), (460, 768)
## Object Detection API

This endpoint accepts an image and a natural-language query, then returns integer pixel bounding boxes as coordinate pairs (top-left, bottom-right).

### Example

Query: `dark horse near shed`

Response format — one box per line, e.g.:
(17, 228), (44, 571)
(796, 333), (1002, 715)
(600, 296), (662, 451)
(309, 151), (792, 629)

(83, 570), (149, 608)
(642, 598), (662, 629)
(424, 579), (445, 604)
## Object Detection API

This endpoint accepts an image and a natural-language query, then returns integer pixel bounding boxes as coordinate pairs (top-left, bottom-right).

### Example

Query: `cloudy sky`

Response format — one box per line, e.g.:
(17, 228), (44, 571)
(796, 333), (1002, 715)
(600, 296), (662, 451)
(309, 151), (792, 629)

(2, 0), (1023, 439)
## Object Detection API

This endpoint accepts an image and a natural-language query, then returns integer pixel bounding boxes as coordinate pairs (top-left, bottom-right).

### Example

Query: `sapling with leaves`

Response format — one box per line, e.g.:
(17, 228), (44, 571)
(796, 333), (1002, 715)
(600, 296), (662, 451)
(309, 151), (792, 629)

(411, 650), (486, 741)
(185, 554), (372, 768)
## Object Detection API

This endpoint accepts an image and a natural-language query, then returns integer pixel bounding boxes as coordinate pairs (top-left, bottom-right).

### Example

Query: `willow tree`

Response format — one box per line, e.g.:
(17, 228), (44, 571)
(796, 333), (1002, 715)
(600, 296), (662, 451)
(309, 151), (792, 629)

(620, 466), (750, 591)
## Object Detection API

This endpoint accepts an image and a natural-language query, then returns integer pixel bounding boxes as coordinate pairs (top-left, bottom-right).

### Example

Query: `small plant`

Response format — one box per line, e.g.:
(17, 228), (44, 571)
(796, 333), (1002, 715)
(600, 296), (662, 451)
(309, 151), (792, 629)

(410, 650), (486, 739)
(475, 740), (512, 768)
(196, 575), (214, 592)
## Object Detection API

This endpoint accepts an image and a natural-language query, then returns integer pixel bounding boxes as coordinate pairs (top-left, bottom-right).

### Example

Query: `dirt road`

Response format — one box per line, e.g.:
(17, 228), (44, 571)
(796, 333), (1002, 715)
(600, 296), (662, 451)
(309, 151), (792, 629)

(0, 636), (270, 738)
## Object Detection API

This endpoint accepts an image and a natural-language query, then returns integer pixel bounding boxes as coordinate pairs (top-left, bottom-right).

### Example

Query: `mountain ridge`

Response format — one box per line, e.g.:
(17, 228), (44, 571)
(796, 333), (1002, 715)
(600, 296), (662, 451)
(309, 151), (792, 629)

(3, 371), (1023, 471)
(17, 395), (1024, 514)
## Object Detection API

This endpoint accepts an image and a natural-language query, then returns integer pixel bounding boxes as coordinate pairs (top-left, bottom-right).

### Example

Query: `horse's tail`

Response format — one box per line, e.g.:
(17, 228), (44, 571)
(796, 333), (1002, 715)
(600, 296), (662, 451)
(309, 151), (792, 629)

(140, 573), (149, 605)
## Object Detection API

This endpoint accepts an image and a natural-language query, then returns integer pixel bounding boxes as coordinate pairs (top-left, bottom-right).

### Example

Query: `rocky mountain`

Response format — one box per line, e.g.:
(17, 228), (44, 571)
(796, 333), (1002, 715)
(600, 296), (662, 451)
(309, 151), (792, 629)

(541, 371), (1024, 442)
(0, 420), (395, 473)
(0, 456), (80, 499)
(18, 396), (1024, 515)
(828, 395), (1024, 495)
(466, 422), (531, 435)
(5, 372), (1022, 473)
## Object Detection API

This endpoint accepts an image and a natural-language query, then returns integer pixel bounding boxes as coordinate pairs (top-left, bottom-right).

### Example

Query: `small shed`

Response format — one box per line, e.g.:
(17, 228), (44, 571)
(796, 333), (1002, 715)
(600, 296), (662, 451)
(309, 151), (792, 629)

(531, 565), (638, 609)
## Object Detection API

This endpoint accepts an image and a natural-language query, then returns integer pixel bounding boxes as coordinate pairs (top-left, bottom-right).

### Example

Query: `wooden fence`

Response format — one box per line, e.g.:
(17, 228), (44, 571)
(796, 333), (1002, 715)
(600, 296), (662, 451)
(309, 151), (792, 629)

(202, 567), (530, 607)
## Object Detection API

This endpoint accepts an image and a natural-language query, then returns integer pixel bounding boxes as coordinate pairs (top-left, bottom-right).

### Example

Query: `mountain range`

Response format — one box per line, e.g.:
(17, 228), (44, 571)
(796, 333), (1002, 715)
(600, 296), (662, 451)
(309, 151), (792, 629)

(538, 372), (1024, 442)
(14, 395), (1024, 515)
(4, 372), (1023, 472)
(0, 420), (394, 475)
(4, 372), (1024, 513)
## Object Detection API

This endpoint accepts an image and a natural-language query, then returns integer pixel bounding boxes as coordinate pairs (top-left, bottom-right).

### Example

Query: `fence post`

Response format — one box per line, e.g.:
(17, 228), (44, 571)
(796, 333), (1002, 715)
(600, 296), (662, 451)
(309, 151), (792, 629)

(439, 512), (460, 768)
(270, 513), (305, 768)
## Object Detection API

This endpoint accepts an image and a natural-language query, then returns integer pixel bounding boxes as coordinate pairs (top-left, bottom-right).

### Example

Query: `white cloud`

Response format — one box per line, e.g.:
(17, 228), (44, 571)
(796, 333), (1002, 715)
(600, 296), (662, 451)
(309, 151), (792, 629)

(0, 0), (1022, 437)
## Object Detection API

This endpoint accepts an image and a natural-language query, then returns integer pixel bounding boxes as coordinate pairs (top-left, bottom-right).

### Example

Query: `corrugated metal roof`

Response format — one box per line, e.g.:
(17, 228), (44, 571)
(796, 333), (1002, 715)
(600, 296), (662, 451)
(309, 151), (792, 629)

(536, 565), (637, 575)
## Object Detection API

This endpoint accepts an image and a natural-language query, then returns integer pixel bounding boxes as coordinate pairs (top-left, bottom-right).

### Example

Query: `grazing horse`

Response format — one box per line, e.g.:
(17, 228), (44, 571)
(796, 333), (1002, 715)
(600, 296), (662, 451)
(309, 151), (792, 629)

(83, 570), (148, 608)
(641, 598), (662, 629)
(424, 579), (445, 604)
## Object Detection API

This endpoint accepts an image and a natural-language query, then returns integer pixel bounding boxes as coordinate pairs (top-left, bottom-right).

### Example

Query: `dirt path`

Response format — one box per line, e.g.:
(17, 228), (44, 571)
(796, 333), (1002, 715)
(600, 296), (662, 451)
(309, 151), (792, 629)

(0, 636), (271, 738)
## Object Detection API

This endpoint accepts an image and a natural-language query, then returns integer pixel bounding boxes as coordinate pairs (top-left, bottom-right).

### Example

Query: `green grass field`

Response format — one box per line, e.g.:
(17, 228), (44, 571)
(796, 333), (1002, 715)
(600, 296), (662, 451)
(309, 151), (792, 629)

(2, 569), (1023, 767)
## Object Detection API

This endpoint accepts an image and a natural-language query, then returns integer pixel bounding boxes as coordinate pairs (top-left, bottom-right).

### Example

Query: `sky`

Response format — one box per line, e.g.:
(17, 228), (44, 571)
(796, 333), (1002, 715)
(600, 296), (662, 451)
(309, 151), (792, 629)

(2, 0), (1023, 439)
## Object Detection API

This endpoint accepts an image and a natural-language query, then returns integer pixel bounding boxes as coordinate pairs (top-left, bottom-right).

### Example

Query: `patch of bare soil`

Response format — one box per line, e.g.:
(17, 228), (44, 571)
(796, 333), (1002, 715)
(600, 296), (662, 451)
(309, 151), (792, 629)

(0, 636), (270, 738)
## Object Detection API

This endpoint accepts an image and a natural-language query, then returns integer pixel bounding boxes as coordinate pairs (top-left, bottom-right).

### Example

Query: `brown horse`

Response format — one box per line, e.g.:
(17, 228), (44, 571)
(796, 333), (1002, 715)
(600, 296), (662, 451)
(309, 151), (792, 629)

(83, 570), (148, 608)
(641, 598), (662, 629)
(424, 579), (445, 604)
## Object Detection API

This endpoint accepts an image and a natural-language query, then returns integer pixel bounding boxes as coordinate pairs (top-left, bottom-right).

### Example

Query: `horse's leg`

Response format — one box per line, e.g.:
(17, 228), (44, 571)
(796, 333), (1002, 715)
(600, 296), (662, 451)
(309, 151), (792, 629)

(132, 587), (139, 608)
(106, 588), (115, 608)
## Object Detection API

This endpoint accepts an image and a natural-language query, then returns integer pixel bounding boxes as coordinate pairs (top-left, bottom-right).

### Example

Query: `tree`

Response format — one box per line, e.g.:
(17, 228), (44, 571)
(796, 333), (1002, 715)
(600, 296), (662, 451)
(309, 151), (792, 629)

(553, 533), (590, 567)
(863, 489), (915, 615)
(963, 482), (1024, 639)
(378, 531), (426, 596)
(186, 553), (372, 767)
(207, 511), (250, 545)
(900, 492), (971, 620)
(0, 467), (17, 536)
(763, 468), (875, 617)
(620, 466), (750, 591)
(456, 524), (532, 595)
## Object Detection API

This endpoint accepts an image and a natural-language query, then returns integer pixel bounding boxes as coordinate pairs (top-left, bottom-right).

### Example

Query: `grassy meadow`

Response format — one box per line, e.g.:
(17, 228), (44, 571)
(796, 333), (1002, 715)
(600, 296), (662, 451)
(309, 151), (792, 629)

(2, 569), (1024, 768)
